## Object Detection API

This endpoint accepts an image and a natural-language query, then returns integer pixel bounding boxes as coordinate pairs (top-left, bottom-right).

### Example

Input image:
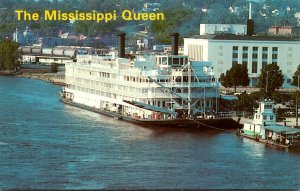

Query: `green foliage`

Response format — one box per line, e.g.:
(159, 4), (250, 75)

(291, 90), (300, 106)
(151, 8), (193, 44)
(234, 93), (256, 112)
(219, 63), (250, 92)
(292, 64), (300, 87)
(50, 63), (58, 73)
(0, 0), (299, 37)
(258, 63), (284, 97)
(249, 90), (265, 101)
(271, 91), (291, 103)
(0, 39), (19, 71)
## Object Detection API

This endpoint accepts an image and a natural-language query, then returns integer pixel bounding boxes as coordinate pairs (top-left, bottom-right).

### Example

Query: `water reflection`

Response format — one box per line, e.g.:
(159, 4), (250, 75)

(241, 137), (266, 158)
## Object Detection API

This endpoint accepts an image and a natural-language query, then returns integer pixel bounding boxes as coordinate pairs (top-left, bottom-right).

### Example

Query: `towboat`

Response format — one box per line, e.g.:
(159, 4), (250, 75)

(237, 99), (300, 149)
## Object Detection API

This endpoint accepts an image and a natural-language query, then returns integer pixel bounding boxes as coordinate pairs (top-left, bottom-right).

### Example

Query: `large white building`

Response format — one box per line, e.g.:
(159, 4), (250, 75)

(184, 35), (300, 87)
(200, 24), (247, 35)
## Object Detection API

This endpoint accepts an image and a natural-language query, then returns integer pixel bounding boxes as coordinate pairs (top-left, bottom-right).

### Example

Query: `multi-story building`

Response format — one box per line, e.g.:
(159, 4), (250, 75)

(200, 24), (247, 35)
(184, 35), (300, 87)
(295, 12), (300, 25)
(269, 26), (300, 35)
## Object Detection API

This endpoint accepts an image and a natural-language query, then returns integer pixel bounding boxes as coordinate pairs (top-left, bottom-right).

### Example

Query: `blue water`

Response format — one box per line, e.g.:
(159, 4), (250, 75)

(0, 76), (299, 189)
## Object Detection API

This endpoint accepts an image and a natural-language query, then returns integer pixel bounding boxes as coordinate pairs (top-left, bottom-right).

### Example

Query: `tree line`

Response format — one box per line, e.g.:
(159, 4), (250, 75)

(219, 62), (300, 115)
(219, 62), (298, 97)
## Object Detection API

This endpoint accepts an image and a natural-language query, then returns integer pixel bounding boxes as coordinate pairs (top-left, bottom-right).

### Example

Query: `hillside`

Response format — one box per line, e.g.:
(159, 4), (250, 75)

(0, 0), (299, 41)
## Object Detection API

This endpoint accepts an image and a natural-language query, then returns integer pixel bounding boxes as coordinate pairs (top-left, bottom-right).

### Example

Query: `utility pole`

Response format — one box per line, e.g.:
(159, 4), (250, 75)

(296, 75), (299, 127)
(266, 71), (269, 97)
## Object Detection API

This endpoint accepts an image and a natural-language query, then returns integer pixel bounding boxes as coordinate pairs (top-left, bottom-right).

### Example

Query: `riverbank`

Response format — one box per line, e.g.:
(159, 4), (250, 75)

(16, 72), (65, 86)
(0, 67), (66, 86)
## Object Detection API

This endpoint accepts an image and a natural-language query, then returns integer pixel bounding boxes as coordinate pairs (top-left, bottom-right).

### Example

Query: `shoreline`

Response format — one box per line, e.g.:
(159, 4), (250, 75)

(0, 71), (66, 86)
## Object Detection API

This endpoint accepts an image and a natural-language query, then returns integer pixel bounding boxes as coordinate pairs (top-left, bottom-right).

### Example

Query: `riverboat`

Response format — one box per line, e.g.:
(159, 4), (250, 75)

(237, 99), (300, 149)
(60, 33), (241, 129)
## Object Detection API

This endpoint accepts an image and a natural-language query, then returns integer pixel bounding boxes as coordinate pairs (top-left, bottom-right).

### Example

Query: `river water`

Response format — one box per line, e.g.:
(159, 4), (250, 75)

(0, 76), (299, 189)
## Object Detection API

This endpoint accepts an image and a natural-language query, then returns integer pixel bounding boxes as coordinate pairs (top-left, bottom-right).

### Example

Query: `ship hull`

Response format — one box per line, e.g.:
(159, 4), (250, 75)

(237, 131), (300, 149)
(60, 97), (242, 130)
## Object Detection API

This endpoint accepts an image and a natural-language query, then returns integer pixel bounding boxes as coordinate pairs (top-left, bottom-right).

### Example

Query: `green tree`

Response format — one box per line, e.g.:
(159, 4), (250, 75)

(50, 63), (58, 73)
(219, 63), (250, 93)
(0, 39), (19, 71)
(292, 64), (300, 87)
(235, 93), (256, 113)
(258, 63), (284, 97)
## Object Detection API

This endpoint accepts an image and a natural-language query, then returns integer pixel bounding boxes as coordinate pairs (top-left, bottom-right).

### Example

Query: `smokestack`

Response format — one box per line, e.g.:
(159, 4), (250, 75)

(247, 2), (254, 36)
(171, 33), (179, 55)
(249, 2), (252, 20)
(117, 33), (126, 58)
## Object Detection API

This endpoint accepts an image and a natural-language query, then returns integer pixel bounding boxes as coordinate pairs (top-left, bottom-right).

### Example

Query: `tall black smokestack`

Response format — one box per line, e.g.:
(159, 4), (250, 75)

(247, 2), (254, 36)
(171, 33), (179, 55)
(118, 33), (126, 58)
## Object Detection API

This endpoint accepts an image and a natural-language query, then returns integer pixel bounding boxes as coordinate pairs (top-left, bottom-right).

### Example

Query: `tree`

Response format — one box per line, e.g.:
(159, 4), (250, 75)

(219, 63), (250, 92)
(292, 64), (300, 87)
(50, 63), (58, 73)
(258, 63), (284, 97)
(0, 39), (19, 71)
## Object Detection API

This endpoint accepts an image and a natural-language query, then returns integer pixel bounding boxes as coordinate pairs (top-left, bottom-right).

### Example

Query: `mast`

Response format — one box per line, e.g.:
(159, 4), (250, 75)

(215, 78), (218, 114)
(188, 62), (191, 118)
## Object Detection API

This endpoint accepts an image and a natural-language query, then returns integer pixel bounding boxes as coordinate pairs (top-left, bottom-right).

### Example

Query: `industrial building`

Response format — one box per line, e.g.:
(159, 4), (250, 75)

(19, 46), (109, 65)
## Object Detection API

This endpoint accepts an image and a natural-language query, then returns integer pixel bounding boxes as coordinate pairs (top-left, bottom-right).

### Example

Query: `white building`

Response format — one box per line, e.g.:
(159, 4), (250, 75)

(200, 24), (247, 35)
(295, 12), (300, 25)
(184, 35), (300, 87)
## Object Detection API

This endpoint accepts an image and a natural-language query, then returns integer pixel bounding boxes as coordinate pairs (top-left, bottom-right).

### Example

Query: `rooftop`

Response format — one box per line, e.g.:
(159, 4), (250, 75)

(269, 26), (300, 29)
(187, 34), (300, 41)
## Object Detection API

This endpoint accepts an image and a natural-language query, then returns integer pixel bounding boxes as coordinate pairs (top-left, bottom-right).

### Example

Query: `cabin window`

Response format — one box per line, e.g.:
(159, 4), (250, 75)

(264, 105), (272, 109)
(173, 58), (179, 65)
(179, 58), (183, 65)
(168, 57), (172, 65)
(162, 57), (167, 65)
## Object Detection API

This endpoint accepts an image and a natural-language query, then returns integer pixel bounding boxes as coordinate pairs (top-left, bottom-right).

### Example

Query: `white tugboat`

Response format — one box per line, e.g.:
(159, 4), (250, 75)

(238, 99), (300, 149)
(60, 33), (241, 129)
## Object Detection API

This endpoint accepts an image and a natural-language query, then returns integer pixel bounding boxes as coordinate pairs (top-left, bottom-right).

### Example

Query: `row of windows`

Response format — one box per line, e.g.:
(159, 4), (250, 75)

(71, 83), (152, 95)
(123, 76), (151, 83)
(75, 77), (149, 92)
(75, 69), (117, 79)
(232, 49), (278, 62)
(156, 57), (188, 66)
(233, 46), (278, 52)
(255, 114), (274, 120)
